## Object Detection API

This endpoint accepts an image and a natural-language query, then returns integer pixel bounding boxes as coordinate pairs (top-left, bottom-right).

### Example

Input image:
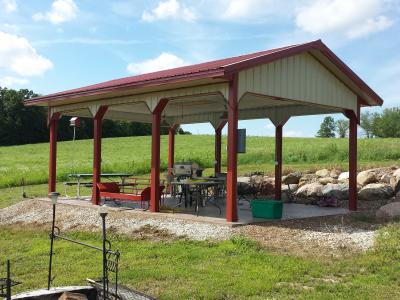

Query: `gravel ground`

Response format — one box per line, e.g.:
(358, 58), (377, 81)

(0, 199), (231, 241)
(0, 199), (379, 257)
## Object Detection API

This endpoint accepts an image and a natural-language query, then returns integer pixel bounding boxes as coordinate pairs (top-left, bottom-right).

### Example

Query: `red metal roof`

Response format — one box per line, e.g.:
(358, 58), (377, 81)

(26, 40), (383, 106)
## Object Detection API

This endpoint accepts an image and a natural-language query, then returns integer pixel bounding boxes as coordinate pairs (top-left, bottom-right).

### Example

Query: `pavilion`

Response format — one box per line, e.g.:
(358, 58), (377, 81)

(25, 40), (383, 222)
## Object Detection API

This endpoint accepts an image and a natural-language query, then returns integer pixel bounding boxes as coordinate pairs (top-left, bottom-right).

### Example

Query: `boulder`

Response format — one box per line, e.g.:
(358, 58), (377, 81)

(295, 182), (324, 198)
(299, 173), (317, 184)
(237, 181), (254, 195)
(330, 169), (341, 179)
(357, 170), (377, 186)
(318, 177), (337, 185)
(358, 183), (394, 201)
(250, 175), (264, 186)
(315, 169), (330, 178)
(259, 179), (275, 196)
(322, 183), (349, 200)
(282, 172), (301, 185)
(381, 174), (391, 184)
(376, 202), (400, 221)
(338, 172), (349, 182)
(281, 184), (298, 202)
(390, 168), (400, 194)
(237, 176), (251, 184)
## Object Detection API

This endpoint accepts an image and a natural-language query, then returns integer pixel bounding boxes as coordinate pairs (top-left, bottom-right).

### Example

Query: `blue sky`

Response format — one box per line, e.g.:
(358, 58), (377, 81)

(0, 0), (399, 137)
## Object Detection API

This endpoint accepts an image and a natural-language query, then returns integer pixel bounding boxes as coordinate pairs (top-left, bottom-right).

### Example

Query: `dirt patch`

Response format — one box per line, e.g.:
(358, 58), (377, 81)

(234, 214), (380, 258)
(130, 224), (177, 242)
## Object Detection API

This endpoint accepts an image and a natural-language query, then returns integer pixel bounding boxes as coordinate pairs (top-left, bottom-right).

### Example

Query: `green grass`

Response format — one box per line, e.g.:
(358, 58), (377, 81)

(1, 224), (399, 299)
(0, 135), (400, 188)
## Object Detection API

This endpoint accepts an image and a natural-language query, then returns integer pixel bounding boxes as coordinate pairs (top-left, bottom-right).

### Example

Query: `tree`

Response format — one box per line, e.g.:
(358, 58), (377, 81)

(360, 111), (377, 138)
(316, 116), (336, 138)
(335, 119), (349, 138)
(0, 87), (190, 146)
(372, 108), (400, 138)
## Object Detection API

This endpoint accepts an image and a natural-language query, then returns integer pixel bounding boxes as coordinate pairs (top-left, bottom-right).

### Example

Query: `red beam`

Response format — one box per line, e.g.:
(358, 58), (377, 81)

(226, 75), (238, 222)
(275, 124), (283, 200)
(150, 99), (169, 212)
(48, 112), (60, 193)
(348, 110), (358, 211)
(92, 106), (108, 205)
(214, 120), (227, 175)
(168, 124), (179, 175)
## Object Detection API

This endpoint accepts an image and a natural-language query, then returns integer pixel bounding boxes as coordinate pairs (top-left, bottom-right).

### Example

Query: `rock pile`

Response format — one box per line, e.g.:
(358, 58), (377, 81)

(241, 167), (400, 205)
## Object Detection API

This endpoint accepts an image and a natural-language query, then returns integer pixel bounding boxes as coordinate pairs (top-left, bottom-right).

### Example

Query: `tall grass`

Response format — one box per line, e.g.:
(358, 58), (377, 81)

(0, 135), (399, 188)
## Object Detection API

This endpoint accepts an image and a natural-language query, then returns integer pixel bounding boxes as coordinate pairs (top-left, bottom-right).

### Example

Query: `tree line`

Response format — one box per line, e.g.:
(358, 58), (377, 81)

(316, 108), (400, 138)
(0, 87), (190, 146)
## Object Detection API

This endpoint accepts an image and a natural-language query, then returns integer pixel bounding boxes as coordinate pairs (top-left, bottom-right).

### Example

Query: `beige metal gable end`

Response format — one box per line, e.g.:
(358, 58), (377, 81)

(237, 52), (359, 116)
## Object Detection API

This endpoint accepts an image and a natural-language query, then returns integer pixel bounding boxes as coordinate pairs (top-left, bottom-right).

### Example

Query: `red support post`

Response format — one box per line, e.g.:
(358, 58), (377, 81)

(226, 74), (239, 222)
(48, 112), (60, 193)
(92, 106), (108, 205)
(275, 124), (283, 200)
(150, 99), (169, 212)
(348, 111), (358, 211)
(168, 124), (179, 175)
(214, 120), (227, 175)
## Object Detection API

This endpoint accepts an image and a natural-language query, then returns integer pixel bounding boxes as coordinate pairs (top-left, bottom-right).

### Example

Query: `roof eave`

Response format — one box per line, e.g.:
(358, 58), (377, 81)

(25, 69), (226, 106)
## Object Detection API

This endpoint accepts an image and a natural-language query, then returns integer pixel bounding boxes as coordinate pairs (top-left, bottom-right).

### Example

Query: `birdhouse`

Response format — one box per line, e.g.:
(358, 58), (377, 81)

(69, 117), (80, 128)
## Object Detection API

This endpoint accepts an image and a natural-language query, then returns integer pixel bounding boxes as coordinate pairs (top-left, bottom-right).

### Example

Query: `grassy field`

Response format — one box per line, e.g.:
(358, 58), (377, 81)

(0, 135), (400, 189)
(1, 224), (399, 299)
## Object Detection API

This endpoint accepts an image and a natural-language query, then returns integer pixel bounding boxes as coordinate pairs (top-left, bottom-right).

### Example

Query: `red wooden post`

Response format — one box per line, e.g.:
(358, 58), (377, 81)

(214, 120), (227, 175)
(348, 111), (358, 211)
(168, 124), (179, 175)
(275, 124), (283, 200)
(150, 99), (169, 212)
(92, 106), (108, 205)
(48, 112), (60, 193)
(226, 74), (239, 222)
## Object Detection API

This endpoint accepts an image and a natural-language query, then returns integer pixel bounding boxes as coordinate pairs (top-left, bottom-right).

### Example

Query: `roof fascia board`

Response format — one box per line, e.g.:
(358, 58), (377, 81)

(25, 69), (225, 106)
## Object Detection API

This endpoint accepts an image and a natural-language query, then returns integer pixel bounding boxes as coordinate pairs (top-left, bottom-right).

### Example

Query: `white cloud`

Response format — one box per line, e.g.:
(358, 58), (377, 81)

(142, 0), (196, 22)
(0, 31), (53, 77)
(347, 16), (393, 39)
(295, 0), (394, 39)
(265, 123), (274, 130)
(127, 52), (187, 75)
(284, 130), (306, 137)
(1, 0), (17, 13)
(33, 0), (78, 25)
(219, 0), (284, 21)
(0, 23), (19, 34)
(0, 76), (28, 87)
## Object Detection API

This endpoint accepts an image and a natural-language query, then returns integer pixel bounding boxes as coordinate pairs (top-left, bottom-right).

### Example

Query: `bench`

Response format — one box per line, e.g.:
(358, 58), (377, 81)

(63, 181), (93, 198)
(97, 182), (164, 209)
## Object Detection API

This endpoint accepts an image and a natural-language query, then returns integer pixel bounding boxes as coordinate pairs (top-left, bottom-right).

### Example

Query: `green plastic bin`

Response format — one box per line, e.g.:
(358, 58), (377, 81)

(250, 199), (283, 219)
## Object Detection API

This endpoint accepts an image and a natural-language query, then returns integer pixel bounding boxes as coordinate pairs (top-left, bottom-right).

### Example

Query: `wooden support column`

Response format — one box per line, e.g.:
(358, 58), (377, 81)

(275, 124), (283, 200)
(226, 74), (239, 222)
(168, 124), (179, 175)
(92, 106), (108, 205)
(48, 112), (60, 193)
(348, 111), (358, 211)
(214, 120), (227, 175)
(150, 99), (169, 212)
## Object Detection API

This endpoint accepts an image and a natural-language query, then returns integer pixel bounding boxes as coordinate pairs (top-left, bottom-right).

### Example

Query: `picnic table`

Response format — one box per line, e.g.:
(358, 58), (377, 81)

(66, 173), (133, 199)
(170, 180), (222, 216)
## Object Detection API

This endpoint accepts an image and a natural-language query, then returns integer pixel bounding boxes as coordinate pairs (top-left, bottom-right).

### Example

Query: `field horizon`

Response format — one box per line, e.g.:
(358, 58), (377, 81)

(0, 135), (399, 188)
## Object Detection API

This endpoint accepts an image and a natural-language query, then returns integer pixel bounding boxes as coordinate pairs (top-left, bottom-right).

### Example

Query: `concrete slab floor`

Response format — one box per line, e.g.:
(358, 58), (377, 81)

(40, 195), (349, 226)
